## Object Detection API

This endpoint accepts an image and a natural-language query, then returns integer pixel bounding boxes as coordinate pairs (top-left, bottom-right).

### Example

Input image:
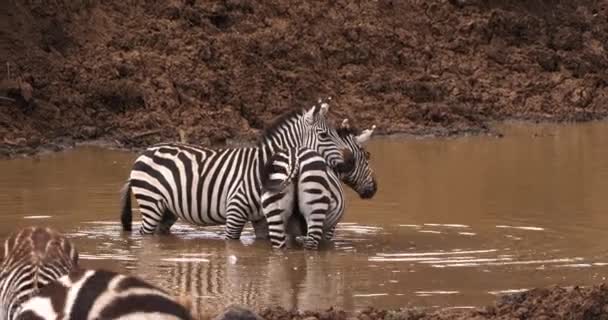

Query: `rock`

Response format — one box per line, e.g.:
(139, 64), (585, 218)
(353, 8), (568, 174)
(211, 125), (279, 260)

(80, 126), (99, 139)
(214, 305), (263, 320)
(19, 79), (33, 102)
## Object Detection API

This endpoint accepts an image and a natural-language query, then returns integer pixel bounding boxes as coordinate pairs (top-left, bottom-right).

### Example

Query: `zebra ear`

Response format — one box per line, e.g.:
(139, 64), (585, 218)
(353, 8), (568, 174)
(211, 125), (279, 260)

(304, 105), (317, 125)
(356, 125), (376, 145)
(319, 102), (330, 117)
(341, 118), (350, 129)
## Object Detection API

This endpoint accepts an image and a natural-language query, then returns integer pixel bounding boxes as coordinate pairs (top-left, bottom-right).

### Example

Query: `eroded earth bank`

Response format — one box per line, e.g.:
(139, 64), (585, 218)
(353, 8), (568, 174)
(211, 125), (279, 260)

(1, 0), (608, 157)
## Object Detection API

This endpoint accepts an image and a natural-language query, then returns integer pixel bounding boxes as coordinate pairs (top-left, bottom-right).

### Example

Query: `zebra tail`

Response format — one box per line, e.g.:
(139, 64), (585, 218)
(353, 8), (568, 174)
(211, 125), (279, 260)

(120, 181), (133, 231)
(261, 151), (299, 192)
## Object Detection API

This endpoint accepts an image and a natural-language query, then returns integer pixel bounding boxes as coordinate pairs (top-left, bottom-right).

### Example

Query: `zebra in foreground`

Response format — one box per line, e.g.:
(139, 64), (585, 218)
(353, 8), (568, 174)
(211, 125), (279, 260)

(120, 101), (355, 240)
(16, 269), (194, 320)
(261, 120), (377, 249)
(0, 227), (78, 320)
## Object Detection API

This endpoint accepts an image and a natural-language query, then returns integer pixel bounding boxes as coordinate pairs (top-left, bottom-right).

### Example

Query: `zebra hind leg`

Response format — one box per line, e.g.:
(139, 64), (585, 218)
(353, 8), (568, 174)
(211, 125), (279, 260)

(137, 202), (164, 235)
(224, 205), (249, 240)
(252, 219), (269, 240)
(302, 198), (329, 250)
(324, 226), (336, 241)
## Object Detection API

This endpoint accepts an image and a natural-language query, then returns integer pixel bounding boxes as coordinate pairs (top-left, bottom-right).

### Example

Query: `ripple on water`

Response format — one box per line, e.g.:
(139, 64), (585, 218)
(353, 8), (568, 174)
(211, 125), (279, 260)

(23, 215), (52, 219)
(496, 225), (545, 231)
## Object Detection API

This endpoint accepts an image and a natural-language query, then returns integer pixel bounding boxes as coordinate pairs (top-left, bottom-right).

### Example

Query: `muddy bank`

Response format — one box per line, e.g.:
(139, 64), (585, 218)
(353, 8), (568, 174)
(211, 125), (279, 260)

(1, 0), (608, 157)
(256, 284), (608, 320)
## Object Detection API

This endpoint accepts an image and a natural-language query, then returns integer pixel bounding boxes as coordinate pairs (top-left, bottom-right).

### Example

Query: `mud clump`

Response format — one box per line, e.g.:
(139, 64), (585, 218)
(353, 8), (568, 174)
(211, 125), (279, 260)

(256, 285), (608, 319)
(1, 0), (608, 157)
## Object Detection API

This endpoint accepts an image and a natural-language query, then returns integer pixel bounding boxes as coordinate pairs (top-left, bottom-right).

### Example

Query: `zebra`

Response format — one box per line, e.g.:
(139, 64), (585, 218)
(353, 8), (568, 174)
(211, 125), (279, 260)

(120, 101), (355, 240)
(0, 227), (78, 320)
(261, 120), (377, 249)
(15, 269), (194, 320)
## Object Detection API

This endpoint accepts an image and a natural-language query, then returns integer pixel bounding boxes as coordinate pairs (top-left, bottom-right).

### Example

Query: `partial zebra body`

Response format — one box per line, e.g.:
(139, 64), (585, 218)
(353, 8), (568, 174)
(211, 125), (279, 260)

(126, 144), (264, 235)
(0, 227), (78, 320)
(261, 122), (378, 249)
(120, 103), (353, 240)
(16, 269), (193, 320)
(262, 147), (344, 249)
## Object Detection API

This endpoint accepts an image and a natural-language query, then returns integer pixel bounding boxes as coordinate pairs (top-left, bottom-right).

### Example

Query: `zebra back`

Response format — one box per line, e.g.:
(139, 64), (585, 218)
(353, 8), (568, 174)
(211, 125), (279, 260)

(16, 269), (194, 320)
(0, 227), (78, 320)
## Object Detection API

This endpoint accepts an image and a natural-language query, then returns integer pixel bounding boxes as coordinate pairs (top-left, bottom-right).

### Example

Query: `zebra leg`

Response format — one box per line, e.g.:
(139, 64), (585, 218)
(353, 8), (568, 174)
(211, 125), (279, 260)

(224, 204), (250, 240)
(302, 196), (330, 250)
(262, 184), (295, 249)
(252, 219), (269, 240)
(266, 208), (287, 249)
(157, 210), (178, 234)
(324, 226), (336, 241)
(137, 201), (165, 235)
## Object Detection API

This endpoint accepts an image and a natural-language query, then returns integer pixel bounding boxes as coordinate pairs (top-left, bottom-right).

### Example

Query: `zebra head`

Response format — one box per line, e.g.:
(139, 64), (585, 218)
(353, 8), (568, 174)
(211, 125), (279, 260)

(262, 98), (352, 171)
(335, 119), (378, 199)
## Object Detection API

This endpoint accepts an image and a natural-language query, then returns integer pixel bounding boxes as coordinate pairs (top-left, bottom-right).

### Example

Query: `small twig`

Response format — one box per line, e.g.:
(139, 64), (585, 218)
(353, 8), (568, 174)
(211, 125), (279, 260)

(0, 96), (16, 102)
(178, 129), (187, 143)
(132, 129), (162, 139)
(2, 139), (18, 147)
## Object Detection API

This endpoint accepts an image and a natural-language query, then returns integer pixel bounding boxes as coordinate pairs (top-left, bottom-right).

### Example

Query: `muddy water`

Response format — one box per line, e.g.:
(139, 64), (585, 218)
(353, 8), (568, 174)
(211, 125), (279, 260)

(2, 122), (608, 316)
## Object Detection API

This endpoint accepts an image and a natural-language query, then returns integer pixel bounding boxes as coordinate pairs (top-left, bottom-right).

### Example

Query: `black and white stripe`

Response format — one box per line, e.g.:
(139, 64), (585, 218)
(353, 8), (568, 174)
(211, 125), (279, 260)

(16, 269), (193, 320)
(0, 227), (78, 320)
(120, 102), (353, 240)
(261, 122), (377, 249)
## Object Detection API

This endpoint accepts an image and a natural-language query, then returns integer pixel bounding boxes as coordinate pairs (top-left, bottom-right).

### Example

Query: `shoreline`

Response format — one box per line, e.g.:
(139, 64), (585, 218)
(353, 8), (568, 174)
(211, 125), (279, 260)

(3, 117), (606, 160)
(212, 284), (608, 320)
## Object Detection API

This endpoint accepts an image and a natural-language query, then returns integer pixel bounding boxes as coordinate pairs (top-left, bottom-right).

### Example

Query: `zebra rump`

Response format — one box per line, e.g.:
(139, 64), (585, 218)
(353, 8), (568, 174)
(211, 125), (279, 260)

(0, 226), (78, 320)
(16, 269), (193, 320)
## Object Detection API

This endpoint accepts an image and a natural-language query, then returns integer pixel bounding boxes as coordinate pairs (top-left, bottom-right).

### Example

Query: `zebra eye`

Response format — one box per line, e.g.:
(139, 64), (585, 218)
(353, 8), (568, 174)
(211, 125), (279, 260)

(319, 132), (329, 139)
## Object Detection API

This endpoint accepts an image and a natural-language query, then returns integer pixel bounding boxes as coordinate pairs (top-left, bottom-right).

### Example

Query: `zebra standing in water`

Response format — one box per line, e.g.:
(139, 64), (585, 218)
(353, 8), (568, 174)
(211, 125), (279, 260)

(120, 102), (354, 239)
(0, 227), (78, 320)
(16, 269), (194, 320)
(261, 120), (377, 249)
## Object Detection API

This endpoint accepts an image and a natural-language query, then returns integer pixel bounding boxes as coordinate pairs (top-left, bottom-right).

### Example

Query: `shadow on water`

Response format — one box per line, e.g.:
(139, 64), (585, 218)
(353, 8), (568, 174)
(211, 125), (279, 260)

(2, 121), (608, 315)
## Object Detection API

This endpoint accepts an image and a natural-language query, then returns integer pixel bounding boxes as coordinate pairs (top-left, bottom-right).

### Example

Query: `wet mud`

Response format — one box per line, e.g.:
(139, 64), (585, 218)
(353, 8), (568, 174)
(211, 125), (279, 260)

(259, 284), (608, 320)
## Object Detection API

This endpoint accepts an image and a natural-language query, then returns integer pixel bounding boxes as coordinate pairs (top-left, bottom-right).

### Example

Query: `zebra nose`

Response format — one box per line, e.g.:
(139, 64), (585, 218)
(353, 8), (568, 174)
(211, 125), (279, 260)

(360, 179), (377, 199)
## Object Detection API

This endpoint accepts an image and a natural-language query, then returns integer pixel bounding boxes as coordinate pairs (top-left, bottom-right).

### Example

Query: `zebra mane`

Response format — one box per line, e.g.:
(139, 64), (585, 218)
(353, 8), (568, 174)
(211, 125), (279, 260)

(260, 108), (306, 142)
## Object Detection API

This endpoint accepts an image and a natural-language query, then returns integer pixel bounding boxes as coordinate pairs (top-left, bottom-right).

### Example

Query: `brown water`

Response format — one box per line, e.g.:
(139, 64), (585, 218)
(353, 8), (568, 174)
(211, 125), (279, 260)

(2, 122), (608, 316)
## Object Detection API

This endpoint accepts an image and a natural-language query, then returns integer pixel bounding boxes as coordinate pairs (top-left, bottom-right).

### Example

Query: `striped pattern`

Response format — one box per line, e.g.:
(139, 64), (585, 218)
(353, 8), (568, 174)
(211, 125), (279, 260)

(261, 125), (377, 249)
(120, 103), (352, 240)
(0, 227), (78, 320)
(16, 269), (193, 320)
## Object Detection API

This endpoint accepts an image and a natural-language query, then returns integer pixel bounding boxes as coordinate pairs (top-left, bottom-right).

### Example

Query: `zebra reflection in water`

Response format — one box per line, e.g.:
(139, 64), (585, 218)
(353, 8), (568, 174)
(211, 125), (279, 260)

(127, 236), (356, 316)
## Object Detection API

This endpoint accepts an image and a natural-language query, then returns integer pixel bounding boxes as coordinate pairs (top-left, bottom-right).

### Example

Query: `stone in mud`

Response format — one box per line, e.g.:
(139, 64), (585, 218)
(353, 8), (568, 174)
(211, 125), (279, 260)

(214, 305), (263, 320)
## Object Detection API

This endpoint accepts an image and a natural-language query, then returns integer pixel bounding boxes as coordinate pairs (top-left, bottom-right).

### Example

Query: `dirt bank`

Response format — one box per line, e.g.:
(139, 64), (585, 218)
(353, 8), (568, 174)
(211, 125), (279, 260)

(257, 284), (608, 320)
(1, 0), (608, 157)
